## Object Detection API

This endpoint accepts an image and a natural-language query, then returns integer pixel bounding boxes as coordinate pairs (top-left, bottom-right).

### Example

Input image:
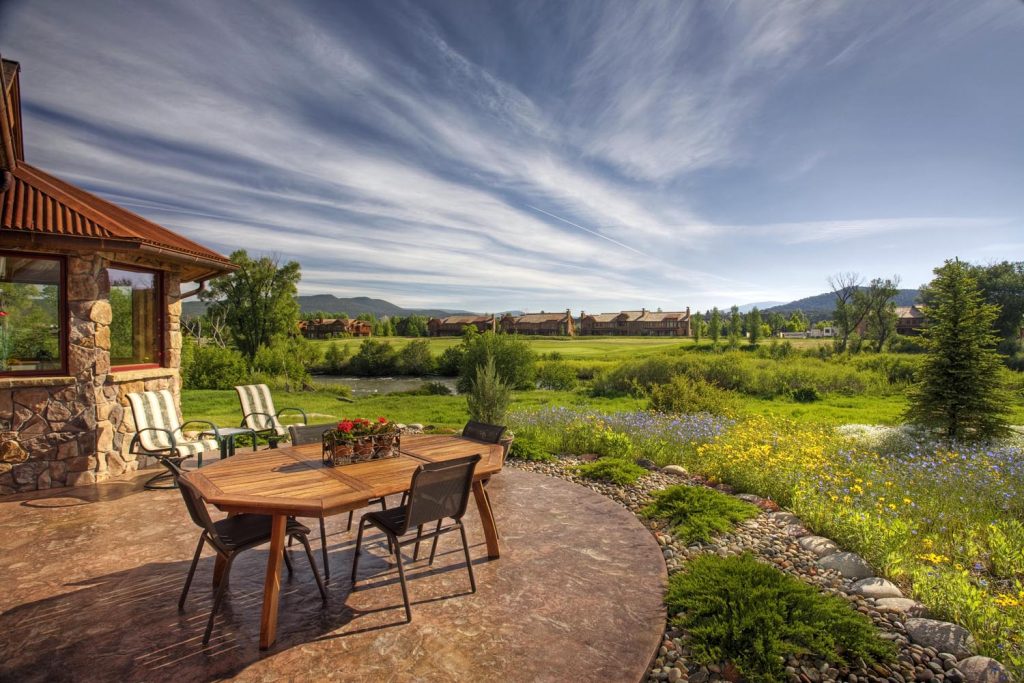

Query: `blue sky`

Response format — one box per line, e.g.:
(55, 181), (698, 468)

(2, 0), (1022, 313)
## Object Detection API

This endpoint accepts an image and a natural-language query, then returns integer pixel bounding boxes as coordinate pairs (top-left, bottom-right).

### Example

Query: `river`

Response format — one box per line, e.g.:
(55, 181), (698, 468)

(312, 375), (459, 397)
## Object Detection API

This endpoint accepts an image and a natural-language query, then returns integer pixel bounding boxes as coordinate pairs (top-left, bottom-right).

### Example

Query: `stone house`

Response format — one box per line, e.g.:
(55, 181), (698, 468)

(0, 58), (236, 494)
(579, 308), (691, 336)
(427, 315), (496, 336)
(499, 310), (575, 336)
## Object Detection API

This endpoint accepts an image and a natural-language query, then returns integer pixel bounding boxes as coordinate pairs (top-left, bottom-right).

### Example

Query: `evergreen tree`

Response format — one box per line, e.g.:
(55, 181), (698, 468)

(906, 259), (1011, 442)
(709, 308), (722, 346)
(691, 312), (703, 344)
(728, 305), (742, 348)
(747, 307), (762, 346)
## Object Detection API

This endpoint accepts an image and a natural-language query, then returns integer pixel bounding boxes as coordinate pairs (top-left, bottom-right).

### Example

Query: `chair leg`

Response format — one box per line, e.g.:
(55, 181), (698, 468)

(319, 517), (330, 581)
(179, 535), (206, 610)
(427, 520), (443, 565)
(393, 538), (413, 623)
(413, 525), (424, 561)
(283, 544), (294, 575)
(203, 554), (235, 645)
(143, 468), (178, 490)
(296, 533), (329, 602)
(351, 517), (368, 582)
(459, 523), (476, 594)
(346, 510), (354, 532)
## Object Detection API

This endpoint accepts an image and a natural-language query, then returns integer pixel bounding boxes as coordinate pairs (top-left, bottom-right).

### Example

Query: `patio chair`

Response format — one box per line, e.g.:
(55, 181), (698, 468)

(166, 458), (328, 645)
(461, 420), (511, 539)
(235, 384), (307, 448)
(126, 390), (222, 490)
(350, 454), (481, 623)
(287, 423), (390, 580)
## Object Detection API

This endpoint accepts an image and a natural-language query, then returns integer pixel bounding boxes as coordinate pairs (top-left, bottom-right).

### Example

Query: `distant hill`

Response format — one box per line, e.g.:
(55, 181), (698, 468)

(182, 294), (473, 319)
(762, 289), (921, 321)
(737, 301), (786, 313)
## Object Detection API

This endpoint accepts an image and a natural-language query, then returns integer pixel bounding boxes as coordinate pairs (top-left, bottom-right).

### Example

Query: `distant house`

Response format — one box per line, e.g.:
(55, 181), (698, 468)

(579, 308), (690, 337)
(894, 306), (926, 336)
(298, 318), (371, 339)
(427, 315), (495, 337)
(499, 310), (575, 336)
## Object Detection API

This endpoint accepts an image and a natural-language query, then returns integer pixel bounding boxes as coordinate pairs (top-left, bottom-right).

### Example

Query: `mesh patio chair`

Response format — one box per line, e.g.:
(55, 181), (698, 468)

(235, 384), (307, 448)
(162, 458), (328, 645)
(350, 454), (481, 623)
(126, 390), (222, 490)
(461, 420), (511, 538)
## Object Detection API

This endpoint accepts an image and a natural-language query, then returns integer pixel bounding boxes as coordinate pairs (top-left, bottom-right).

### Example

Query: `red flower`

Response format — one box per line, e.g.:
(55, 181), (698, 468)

(338, 420), (354, 434)
(0, 311), (7, 317)
(378, 416), (388, 424)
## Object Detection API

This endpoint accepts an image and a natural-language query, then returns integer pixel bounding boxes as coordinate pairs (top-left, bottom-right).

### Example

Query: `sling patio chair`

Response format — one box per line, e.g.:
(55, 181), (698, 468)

(287, 423), (390, 580)
(126, 390), (222, 490)
(234, 383), (308, 448)
(161, 458), (328, 645)
(461, 420), (511, 540)
(351, 454), (481, 623)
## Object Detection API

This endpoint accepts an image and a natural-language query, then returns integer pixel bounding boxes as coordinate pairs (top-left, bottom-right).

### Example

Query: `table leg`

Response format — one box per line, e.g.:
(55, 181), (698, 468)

(259, 514), (288, 649)
(472, 480), (500, 559)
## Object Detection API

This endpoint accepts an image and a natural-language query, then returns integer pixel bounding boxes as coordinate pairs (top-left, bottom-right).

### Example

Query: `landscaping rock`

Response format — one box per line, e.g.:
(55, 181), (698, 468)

(875, 598), (928, 616)
(770, 511), (802, 525)
(637, 458), (659, 471)
(818, 552), (874, 580)
(956, 657), (1011, 683)
(662, 465), (687, 476)
(905, 619), (975, 659)
(798, 536), (839, 558)
(850, 577), (903, 599)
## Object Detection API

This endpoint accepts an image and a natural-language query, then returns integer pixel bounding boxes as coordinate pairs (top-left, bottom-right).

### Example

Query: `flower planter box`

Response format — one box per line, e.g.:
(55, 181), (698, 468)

(322, 430), (401, 467)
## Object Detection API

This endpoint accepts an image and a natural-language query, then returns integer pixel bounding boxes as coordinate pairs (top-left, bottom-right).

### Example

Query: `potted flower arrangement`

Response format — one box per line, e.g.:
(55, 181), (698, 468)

(322, 416), (401, 466)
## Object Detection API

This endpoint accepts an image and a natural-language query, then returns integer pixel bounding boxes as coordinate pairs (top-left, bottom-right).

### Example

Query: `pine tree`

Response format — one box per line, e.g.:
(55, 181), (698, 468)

(709, 308), (722, 346)
(748, 307), (762, 346)
(728, 305), (742, 348)
(906, 259), (1011, 442)
(692, 312), (703, 345)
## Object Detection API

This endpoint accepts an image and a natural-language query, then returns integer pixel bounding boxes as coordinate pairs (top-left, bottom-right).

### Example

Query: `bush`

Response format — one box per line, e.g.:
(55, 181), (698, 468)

(397, 339), (436, 375)
(641, 485), (759, 544)
(591, 356), (677, 397)
(648, 376), (739, 416)
(458, 331), (536, 392)
(572, 457), (648, 486)
(508, 435), (556, 462)
(560, 420), (635, 457)
(322, 342), (349, 373)
(347, 339), (398, 376)
(666, 554), (894, 682)
(180, 339), (249, 390)
(466, 355), (512, 425)
(536, 360), (578, 390)
(791, 386), (820, 403)
(251, 337), (317, 385)
(436, 344), (465, 377)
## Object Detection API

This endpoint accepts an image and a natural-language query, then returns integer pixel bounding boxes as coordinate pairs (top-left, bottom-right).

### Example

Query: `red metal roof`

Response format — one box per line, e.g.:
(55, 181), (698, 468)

(1, 162), (235, 279)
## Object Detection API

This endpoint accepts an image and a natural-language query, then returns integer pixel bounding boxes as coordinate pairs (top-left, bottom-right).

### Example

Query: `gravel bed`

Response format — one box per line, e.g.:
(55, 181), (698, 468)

(508, 457), (1002, 683)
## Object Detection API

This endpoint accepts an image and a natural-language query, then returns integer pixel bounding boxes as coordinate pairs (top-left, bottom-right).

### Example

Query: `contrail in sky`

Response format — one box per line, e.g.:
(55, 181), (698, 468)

(526, 204), (648, 256)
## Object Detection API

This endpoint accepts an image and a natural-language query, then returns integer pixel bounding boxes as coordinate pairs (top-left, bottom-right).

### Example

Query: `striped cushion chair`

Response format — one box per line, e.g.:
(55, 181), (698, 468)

(126, 390), (222, 490)
(235, 384), (307, 448)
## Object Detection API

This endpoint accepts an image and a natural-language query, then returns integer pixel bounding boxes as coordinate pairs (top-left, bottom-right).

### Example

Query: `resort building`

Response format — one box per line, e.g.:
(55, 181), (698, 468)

(298, 317), (372, 339)
(427, 315), (496, 336)
(0, 58), (236, 493)
(894, 306), (926, 336)
(579, 309), (691, 337)
(499, 310), (575, 336)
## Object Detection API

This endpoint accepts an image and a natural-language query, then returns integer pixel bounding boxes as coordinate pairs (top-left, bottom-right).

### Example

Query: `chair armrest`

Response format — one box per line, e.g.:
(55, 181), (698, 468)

(179, 420), (221, 440)
(239, 411), (276, 430)
(276, 407), (308, 425)
(129, 427), (177, 454)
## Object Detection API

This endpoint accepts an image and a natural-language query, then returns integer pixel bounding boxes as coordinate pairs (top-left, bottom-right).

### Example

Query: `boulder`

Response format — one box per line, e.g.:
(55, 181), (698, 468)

(850, 577), (903, 599)
(770, 511), (802, 525)
(956, 657), (1011, 683)
(662, 465), (687, 476)
(798, 536), (839, 558)
(875, 597), (928, 616)
(818, 551), (874, 580)
(905, 618), (975, 659)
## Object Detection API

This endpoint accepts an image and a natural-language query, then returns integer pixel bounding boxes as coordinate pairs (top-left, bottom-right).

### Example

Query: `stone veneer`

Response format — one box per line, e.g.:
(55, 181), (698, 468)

(0, 251), (183, 494)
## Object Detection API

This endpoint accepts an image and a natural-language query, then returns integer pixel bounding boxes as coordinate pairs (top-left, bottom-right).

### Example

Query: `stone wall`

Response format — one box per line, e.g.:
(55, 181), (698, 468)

(0, 252), (184, 494)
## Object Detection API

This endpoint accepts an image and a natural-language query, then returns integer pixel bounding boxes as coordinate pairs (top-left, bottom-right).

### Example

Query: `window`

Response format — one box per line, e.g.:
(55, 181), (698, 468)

(0, 253), (65, 375)
(107, 265), (162, 368)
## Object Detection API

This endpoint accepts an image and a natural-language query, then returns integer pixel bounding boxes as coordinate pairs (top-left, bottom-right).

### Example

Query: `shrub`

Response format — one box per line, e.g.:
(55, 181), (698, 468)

(322, 341), (349, 373)
(536, 360), (578, 390)
(572, 457), (647, 486)
(180, 339), (248, 390)
(436, 344), (465, 376)
(791, 386), (820, 403)
(347, 339), (398, 376)
(641, 485), (759, 544)
(397, 339), (436, 375)
(591, 356), (678, 397)
(508, 435), (556, 462)
(392, 381), (453, 397)
(648, 376), (739, 416)
(666, 554), (894, 682)
(466, 355), (511, 425)
(560, 420), (634, 457)
(458, 331), (536, 392)
(251, 337), (317, 385)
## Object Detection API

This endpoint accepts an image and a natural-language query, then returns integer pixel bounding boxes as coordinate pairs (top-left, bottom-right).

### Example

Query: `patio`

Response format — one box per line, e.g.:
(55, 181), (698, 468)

(0, 466), (666, 682)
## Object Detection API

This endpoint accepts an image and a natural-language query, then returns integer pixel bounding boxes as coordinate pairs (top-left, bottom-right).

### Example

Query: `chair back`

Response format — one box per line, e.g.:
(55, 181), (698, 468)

(127, 390), (183, 452)
(462, 420), (506, 444)
(288, 423), (335, 446)
(175, 475), (223, 547)
(235, 384), (286, 436)
(403, 454), (481, 531)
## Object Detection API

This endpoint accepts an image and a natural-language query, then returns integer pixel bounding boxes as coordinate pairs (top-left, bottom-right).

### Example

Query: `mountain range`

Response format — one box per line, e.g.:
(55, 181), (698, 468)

(182, 295), (472, 319)
(759, 289), (921, 321)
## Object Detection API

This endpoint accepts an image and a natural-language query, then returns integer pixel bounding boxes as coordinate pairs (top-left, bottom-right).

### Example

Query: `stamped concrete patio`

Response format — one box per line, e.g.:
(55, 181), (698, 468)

(0, 467), (665, 682)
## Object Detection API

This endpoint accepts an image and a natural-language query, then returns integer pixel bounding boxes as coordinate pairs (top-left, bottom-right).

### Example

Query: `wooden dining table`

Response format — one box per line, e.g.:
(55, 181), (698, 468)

(181, 433), (505, 649)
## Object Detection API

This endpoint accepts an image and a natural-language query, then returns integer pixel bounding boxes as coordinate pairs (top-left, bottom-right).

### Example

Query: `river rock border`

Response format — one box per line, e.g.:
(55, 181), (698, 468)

(507, 458), (1015, 683)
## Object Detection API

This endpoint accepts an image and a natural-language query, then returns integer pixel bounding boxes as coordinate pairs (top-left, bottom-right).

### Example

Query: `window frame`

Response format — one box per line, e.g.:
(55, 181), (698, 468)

(0, 250), (68, 378)
(107, 262), (165, 372)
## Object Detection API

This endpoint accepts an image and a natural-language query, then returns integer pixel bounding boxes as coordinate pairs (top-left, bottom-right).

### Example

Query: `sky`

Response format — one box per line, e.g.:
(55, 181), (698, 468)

(2, 0), (1023, 313)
